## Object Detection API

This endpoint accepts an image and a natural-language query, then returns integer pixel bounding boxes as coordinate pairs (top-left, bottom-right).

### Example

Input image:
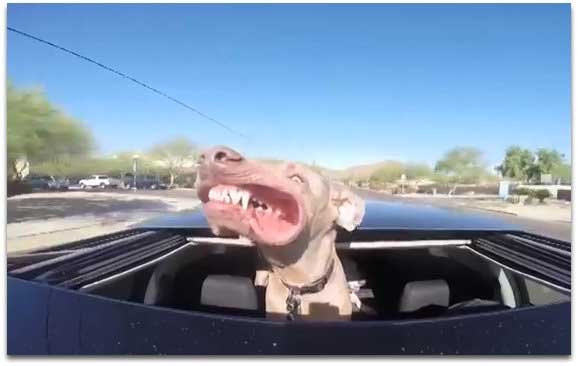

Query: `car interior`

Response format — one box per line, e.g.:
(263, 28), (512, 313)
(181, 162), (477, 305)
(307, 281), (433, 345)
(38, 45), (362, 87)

(86, 242), (548, 321)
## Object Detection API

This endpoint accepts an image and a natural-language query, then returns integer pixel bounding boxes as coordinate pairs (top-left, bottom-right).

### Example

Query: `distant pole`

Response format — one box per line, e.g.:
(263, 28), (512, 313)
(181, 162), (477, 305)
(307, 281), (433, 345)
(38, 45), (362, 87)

(132, 154), (139, 190)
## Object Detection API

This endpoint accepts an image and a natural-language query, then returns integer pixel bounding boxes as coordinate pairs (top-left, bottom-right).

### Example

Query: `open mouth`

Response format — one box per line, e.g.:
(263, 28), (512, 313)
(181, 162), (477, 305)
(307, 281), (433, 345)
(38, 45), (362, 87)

(199, 184), (304, 246)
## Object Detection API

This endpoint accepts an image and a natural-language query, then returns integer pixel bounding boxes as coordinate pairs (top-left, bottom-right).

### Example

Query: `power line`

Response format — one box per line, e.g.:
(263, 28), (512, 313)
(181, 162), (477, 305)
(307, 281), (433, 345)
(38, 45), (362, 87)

(7, 26), (249, 140)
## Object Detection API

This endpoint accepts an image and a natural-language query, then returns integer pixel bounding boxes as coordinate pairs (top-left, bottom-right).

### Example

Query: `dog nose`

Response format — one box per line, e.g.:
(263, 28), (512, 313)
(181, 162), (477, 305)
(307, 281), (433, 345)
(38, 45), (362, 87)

(198, 146), (244, 166)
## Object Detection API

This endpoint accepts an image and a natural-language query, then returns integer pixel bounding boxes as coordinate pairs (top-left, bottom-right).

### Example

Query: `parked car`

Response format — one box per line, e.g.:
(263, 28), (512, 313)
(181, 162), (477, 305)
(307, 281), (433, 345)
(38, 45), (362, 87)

(6, 201), (570, 355)
(108, 177), (125, 189)
(66, 176), (86, 190)
(23, 175), (68, 191)
(55, 177), (70, 190)
(78, 175), (110, 189)
(123, 174), (168, 190)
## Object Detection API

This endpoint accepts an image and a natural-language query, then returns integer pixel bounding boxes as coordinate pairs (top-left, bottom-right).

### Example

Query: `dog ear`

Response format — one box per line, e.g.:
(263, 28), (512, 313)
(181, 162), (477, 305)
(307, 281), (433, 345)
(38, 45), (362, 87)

(331, 184), (365, 231)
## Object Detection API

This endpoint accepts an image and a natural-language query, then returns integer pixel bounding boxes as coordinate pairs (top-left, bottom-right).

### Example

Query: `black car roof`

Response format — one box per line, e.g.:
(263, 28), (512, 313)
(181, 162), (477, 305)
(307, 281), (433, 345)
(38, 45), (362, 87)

(7, 277), (570, 355)
(137, 199), (518, 231)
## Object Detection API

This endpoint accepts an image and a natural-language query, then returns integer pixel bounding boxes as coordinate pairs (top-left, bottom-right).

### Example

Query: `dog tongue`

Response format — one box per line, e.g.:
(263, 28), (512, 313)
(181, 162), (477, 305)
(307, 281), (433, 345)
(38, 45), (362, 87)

(252, 209), (296, 246)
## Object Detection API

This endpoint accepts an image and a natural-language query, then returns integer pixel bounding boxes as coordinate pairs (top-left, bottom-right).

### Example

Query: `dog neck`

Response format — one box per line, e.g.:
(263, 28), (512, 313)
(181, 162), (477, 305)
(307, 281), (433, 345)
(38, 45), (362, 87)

(259, 226), (338, 286)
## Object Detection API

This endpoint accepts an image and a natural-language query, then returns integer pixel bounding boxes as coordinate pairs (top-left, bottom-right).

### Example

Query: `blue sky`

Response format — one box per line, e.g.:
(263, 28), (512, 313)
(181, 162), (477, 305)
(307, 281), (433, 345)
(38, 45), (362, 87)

(7, 4), (570, 169)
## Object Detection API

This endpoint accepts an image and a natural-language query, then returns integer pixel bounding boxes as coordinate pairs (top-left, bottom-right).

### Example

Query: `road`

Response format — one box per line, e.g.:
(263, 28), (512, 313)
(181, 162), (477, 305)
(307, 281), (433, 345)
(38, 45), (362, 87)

(354, 188), (572, 242)
(6, 190), (201, 253)
(6, 189), (198, 223)
(7, 196), (171, 223)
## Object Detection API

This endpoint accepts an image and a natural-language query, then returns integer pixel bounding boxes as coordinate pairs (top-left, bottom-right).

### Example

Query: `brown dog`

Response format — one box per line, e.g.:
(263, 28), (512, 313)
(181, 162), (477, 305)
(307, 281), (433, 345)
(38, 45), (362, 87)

(196, 146), (365, 320)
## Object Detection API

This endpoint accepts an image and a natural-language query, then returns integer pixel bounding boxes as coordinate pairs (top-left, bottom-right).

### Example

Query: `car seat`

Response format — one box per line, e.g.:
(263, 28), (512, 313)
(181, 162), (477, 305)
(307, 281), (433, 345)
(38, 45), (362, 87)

(199, 274), (260, 316)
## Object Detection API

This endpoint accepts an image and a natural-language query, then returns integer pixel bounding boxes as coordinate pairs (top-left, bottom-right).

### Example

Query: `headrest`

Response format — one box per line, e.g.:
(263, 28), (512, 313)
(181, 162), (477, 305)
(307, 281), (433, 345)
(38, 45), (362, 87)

(398, 279), (450, 313)
(200, 275), (258, 310)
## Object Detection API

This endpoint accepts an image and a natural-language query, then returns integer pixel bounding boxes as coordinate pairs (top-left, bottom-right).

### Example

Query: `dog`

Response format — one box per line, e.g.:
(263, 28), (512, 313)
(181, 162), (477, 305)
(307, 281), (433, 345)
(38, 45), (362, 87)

(196, 146), (365, 320)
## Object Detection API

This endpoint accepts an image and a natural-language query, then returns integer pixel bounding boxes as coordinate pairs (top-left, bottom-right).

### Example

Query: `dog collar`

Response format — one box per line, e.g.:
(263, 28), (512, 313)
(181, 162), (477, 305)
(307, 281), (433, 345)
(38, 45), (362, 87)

(280, 258), (335, 321)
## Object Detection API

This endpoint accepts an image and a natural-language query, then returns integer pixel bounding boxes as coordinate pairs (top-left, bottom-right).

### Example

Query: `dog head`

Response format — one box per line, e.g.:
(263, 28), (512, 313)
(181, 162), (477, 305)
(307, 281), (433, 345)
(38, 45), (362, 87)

(196, 146), (365, 247)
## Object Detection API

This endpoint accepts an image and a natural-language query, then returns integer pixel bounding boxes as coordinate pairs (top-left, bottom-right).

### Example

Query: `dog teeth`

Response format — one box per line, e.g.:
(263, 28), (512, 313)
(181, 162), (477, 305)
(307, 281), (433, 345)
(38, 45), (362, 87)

(207, 186), (281, 217)
(229, 188), (242, 206)
(209, 186), (255, 211)
(223, 193), (231, 204)
(241, 191), (250, 210)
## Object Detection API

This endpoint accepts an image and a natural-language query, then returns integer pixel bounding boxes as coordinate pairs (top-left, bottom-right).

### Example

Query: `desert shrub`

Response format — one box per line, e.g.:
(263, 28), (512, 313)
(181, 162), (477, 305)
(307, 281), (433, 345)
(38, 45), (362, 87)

(404, 185), (418, 194)
(369, 180), (384, 190)
(514, 187), (532, 196)
(175, 173), (197, 188)
(507, 196), (520, 204)
(534, 189), (552, 203)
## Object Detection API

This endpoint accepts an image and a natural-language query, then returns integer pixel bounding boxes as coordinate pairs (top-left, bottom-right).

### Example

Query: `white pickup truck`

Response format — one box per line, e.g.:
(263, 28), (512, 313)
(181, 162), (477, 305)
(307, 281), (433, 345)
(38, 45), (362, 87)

(78, 175), (112, 189)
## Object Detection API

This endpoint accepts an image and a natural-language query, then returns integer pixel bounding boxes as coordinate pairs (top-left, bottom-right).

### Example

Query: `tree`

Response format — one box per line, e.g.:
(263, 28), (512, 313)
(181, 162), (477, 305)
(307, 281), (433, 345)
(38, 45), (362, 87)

(531, 149), (565, 181)
(536, 149), (564, 172)
(404, 163), (433, 180)
(552, 163), (571, 184)
(148, 137), (198, 186)
(109, 152), (160, 178)
(434, 147), (487, 184)
(496, 146), (535, 182)
(7, 82), (95, 179)
(369, 162), (404, 185)
(431, 172), (451, 184)
(31, 155), (169, 181)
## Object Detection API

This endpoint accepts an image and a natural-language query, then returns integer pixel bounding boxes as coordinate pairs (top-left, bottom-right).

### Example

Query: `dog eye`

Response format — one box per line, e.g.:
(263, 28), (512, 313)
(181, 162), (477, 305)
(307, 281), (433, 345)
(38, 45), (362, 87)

(289, 175), (304, 184)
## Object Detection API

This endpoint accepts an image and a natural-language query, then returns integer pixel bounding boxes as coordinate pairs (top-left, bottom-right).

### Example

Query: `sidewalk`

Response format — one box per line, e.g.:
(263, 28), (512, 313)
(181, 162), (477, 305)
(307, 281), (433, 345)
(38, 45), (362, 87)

(463, 200), (571, 223)
(392, 192), (571, 223)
